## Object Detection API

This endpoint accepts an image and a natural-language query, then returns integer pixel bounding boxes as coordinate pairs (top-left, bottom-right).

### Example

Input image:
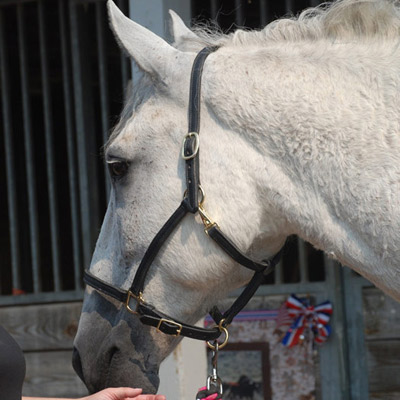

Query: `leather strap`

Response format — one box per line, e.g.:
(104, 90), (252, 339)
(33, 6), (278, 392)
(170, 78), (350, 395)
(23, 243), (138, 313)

(130, 201), (188, 296)
(209, 249), (283, 327)
(84, 270), (127, 303)
(183, 47), (217, 213)
(207, 225), (272, 272)
(138, 303), (221, 341)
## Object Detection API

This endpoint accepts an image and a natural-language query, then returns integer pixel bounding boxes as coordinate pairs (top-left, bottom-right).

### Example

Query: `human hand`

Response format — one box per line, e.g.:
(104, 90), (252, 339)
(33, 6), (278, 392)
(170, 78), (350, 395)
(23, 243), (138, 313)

(83, 387), (166, 400)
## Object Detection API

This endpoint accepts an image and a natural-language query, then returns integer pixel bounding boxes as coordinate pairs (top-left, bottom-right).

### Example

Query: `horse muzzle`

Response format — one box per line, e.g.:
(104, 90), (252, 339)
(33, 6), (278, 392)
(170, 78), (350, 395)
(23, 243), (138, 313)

(72, 344), (159, 394)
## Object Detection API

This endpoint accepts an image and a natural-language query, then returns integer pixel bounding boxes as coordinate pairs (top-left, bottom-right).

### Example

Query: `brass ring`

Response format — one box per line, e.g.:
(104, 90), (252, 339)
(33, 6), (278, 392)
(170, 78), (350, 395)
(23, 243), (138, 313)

(207, 325), (229, 350)
(182, 186), (205, 205)
(198, 185), (205, 206)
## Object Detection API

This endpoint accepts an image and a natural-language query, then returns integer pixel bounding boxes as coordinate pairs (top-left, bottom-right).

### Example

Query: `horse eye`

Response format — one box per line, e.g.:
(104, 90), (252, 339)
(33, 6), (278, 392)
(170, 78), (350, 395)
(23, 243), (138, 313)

(108, 161), (129, 179)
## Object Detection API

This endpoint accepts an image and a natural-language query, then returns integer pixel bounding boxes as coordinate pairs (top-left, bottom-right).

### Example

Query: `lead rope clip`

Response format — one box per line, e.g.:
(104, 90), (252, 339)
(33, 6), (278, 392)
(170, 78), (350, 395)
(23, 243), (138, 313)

(196, 341), (223, 399)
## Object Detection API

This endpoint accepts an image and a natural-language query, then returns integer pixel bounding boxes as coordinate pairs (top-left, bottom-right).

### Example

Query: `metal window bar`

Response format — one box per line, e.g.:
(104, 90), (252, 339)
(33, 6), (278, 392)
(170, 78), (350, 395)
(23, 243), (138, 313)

(17, 4), (42, 294)
(210, 0), (218, 20)
(259, 0), (268, 27)
(285, 0), (294, 14)
(274, 259), (283, 285)
(298, 239), (309, 283)
(38, 0), (62, 291)
(69, 2), (97, 269)
(95, 2), (111, 200)
(234, 0), (243, 26)
(58, 0), (83, 291)
(0, 8), (22, 293)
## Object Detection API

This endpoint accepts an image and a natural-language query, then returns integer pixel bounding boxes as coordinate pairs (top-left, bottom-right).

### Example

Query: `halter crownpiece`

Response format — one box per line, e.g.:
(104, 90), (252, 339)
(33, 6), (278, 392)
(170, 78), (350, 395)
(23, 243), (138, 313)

(84, 46), (283, 343)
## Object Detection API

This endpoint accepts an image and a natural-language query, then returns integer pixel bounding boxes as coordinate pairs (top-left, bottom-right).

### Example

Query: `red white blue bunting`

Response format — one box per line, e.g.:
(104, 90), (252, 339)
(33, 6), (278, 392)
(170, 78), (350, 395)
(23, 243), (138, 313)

(281, 295), (333, 347)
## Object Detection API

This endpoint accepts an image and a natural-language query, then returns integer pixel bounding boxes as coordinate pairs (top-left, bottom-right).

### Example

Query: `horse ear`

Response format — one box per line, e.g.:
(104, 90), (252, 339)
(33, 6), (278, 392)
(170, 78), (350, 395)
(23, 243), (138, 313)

(169, 10), (199, 47)
(107, 0), (178, 79)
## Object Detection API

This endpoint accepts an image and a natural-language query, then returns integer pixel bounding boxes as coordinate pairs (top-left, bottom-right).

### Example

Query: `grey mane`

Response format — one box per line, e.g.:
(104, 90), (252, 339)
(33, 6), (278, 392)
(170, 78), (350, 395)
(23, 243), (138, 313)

(189, 0), (400, 48)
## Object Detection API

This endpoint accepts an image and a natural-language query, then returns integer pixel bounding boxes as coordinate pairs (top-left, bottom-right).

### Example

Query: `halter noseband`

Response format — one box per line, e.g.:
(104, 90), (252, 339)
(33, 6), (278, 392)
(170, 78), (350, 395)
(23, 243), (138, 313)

(84, 47), (282, 344)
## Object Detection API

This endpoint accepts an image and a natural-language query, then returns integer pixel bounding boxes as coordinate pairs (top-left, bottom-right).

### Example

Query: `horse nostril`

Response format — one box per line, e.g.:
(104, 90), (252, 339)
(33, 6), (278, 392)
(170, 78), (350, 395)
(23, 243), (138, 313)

(72, 347), (84, 382)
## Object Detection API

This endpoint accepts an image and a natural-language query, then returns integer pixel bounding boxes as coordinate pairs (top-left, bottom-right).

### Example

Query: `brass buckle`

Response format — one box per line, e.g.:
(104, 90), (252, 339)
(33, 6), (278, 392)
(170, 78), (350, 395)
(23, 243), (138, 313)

(125, 291), (144, 314)
(181, 132), (200, 160)
(156, 318), (183, 337)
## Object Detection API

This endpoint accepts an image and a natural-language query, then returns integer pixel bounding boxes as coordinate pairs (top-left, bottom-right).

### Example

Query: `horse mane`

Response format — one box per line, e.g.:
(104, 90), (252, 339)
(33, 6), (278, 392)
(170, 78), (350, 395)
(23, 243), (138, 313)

(189, 0), (400, 48)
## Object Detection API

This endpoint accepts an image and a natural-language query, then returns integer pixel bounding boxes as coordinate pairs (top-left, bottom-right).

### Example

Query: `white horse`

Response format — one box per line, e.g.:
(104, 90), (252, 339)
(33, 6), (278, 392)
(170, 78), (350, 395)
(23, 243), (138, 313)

(73, 0), (400, 394)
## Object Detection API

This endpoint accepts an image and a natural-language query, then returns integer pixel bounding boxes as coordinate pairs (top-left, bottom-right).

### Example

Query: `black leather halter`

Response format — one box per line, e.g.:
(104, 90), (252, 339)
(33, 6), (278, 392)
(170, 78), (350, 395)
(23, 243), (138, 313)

(84, 47), (282, 343)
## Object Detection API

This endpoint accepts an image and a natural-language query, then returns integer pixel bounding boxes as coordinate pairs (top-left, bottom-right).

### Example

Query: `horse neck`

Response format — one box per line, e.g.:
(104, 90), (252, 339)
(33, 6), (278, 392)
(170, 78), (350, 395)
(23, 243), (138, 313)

(204, 42), (400, 298)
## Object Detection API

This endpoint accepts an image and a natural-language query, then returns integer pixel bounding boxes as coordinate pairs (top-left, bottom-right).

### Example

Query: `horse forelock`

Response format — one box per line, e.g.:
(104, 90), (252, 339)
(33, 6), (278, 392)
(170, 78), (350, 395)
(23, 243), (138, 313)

(188, 0), (400, 49)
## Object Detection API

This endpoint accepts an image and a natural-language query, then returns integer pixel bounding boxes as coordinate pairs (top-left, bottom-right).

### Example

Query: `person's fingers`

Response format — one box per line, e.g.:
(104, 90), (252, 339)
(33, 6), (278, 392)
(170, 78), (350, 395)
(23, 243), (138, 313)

(105, 387), (143, 399)
(94, 387), (165, 400)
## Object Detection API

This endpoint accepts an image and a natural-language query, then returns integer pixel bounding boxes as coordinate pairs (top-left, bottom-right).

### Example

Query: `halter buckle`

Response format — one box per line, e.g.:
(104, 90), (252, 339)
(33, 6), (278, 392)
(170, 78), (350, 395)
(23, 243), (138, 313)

(156, 318), (183, 336)
(125, 291), (144, 315)
(181, 132), (200, 160)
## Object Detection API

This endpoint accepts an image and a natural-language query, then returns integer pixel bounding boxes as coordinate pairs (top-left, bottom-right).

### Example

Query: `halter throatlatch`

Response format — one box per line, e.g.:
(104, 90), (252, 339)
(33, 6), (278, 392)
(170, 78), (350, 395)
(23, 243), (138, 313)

(84, 47), (283, 344)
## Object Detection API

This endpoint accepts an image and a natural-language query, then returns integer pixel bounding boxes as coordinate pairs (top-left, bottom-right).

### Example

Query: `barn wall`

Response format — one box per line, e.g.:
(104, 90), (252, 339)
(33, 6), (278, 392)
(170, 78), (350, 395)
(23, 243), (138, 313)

(0, 302), (87, 397)
(363, 288), (400, 400)
(0, 301), (207, 398)
(2, 286), (400, 398)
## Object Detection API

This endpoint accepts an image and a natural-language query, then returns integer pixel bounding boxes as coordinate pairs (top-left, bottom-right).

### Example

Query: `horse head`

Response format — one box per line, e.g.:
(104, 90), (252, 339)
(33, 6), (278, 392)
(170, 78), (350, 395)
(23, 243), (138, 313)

(72, 1), (287, 393)
(73, 0), (400, 393)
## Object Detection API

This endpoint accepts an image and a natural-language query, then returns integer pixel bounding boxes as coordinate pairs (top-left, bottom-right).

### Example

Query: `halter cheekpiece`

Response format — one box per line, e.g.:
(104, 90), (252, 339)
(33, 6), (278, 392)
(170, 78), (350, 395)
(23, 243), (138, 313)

(84, 47), (282, 345)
